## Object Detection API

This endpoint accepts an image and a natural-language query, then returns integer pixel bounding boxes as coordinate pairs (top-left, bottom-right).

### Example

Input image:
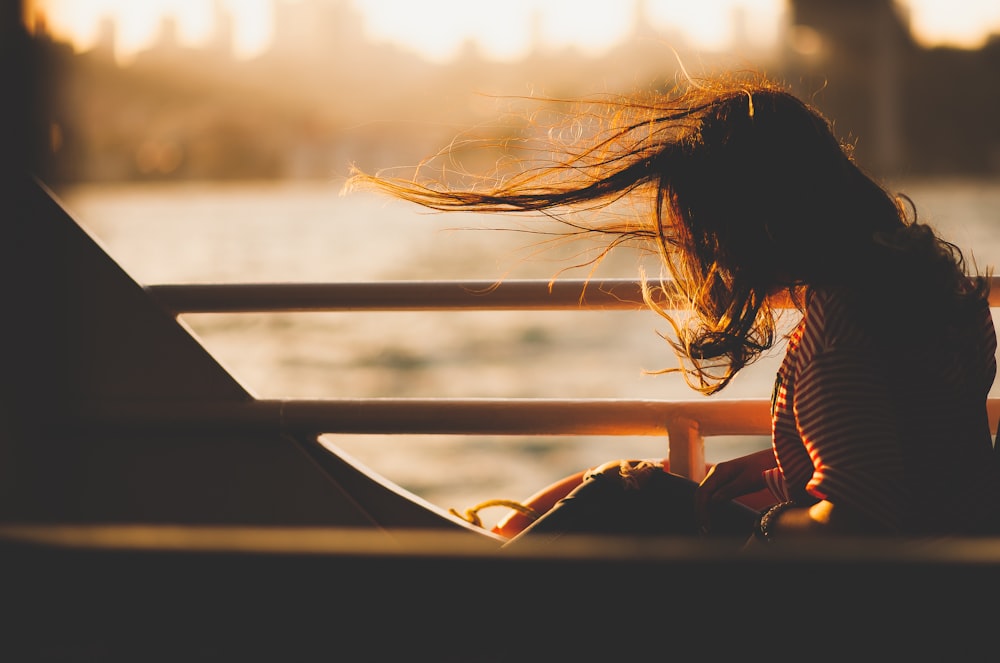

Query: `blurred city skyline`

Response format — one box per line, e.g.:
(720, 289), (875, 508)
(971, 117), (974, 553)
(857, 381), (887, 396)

(21, 0), (1000, 185)
(28, 0), (1000, 64)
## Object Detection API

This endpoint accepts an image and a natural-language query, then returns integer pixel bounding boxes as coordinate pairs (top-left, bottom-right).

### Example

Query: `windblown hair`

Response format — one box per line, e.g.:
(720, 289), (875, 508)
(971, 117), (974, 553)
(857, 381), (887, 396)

(346, 71), (989, 394)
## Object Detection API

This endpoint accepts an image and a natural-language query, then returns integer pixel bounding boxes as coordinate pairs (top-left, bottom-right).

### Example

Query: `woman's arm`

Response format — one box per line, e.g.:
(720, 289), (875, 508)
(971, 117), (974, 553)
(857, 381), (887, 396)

(694, 448), (777, 533)
(751, 498), (892, 546)
(491, 470), (588, 538)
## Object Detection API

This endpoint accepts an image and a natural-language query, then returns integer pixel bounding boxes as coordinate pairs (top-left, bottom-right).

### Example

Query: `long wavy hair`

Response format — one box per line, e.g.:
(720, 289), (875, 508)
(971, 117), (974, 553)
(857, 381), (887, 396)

(346, 72), (989, 394)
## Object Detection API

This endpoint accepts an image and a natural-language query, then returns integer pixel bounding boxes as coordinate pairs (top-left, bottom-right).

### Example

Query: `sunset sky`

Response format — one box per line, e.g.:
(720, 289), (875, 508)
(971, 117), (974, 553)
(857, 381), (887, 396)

(27, 0), (1000, 63)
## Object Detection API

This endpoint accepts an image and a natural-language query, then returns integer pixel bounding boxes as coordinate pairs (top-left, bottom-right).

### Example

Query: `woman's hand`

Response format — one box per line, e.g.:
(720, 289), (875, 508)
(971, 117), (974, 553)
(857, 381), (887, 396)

(695, 448), (776, 533)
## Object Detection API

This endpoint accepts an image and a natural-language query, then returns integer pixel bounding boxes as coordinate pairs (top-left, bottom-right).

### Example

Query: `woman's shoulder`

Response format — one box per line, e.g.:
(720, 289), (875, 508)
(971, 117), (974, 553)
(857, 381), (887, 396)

(804, 285), (866, 326)
(805, 285), (854, 312)
(800, 286), (880, 351)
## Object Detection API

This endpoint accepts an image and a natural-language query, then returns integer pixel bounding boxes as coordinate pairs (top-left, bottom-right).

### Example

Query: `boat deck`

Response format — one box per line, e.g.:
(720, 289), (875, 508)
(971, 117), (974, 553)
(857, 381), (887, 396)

(2, 523), (998, 659)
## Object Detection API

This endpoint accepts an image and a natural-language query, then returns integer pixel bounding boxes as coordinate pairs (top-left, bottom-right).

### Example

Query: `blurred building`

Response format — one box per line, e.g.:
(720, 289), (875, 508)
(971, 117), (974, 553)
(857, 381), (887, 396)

(787, 0), (1000, 176)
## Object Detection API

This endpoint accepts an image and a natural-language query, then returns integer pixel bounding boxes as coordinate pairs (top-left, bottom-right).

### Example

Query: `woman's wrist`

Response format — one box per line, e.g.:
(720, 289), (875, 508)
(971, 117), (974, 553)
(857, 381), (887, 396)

(754, 500), (795, 543)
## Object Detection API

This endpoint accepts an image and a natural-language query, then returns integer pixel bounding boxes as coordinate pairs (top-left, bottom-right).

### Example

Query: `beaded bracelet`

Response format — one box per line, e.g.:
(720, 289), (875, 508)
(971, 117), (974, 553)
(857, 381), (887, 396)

(754, 500), (796, 543)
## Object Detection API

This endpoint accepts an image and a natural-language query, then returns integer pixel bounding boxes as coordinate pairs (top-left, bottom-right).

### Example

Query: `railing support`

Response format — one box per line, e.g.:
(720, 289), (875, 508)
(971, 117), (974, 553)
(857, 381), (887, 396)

(666, 415), (705, 482)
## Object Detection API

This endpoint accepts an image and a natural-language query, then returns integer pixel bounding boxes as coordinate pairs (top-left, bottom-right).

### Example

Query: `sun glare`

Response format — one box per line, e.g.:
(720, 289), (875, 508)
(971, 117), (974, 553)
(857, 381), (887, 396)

(30, 0), (273, 60)
(27, 0), (1000, 63)
(359, 0), (647, 62)
(906, 0), (1000, 48)
(357, 0), (535, 62)
(646, 0), (784, 51)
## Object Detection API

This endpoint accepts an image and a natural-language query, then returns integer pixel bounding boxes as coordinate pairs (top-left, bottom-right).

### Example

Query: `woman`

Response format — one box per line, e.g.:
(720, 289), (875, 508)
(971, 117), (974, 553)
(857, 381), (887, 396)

(346, 72), (1000, 544)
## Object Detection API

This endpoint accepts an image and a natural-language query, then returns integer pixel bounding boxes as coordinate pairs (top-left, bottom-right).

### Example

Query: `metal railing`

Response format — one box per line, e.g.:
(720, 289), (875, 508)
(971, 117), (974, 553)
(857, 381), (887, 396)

(144, 277), (1000, 480)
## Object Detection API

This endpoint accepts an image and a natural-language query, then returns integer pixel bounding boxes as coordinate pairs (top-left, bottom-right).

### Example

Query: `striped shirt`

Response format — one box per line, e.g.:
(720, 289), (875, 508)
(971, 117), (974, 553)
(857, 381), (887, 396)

(763, 285), (999, 535)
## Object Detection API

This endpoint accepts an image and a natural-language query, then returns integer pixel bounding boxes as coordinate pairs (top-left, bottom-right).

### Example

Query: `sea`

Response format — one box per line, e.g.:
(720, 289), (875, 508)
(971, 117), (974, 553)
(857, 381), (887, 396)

(53, 177), (1000, 528)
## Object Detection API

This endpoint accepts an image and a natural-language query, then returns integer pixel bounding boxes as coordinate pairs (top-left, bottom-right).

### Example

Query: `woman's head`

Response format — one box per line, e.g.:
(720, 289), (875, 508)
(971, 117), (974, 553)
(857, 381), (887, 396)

(660, 83), (901, 288)
(346, 71), (981, 393)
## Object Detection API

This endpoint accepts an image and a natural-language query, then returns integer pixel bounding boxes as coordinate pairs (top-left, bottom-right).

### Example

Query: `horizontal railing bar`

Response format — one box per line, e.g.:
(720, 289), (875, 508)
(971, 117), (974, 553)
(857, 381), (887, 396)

(75, 398), (773, 436)
(70, 396), (1000, 436)
(148, 279), (654, 313)
(147, 277), (1000, 314)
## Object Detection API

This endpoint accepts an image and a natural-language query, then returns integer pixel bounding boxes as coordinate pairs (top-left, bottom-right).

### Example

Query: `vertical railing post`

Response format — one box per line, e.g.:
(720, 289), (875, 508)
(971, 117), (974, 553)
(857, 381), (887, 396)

(666, 415), (706, 482)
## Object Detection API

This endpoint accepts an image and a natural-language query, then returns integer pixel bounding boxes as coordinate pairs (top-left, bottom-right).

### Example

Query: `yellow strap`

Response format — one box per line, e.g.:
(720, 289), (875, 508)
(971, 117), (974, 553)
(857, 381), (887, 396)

(449, 499), (540, 529)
